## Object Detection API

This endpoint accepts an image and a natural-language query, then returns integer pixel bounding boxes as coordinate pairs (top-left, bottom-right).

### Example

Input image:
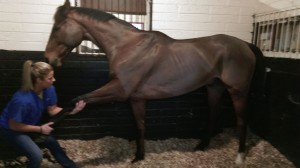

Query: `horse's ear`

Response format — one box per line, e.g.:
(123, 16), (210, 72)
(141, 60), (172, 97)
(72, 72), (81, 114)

(61, 0), (71, 17)
(63, 0), (71, 10)
(54, 0), (71, 23)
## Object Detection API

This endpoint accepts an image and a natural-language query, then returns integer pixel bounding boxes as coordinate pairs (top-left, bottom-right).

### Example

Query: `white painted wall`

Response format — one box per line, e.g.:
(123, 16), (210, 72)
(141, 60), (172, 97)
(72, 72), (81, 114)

(0, 0), (75, 51)
(0, 0), (298, 51)
(152, 0), (256, 42)
(257, 0), (300, 11)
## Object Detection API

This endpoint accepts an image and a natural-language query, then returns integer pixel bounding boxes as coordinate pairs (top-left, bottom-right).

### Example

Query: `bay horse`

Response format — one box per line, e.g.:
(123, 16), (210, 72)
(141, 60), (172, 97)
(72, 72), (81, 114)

(45, 0), (265, 164)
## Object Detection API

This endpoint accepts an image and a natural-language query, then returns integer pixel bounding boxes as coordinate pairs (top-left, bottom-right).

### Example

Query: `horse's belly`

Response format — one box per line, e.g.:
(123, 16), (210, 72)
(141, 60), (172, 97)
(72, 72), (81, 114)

(134, 70), (214, 99)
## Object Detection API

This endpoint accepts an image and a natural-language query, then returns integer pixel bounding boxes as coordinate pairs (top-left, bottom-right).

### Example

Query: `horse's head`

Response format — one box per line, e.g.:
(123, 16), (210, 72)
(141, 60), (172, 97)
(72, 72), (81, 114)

(45, 0), (84, 66)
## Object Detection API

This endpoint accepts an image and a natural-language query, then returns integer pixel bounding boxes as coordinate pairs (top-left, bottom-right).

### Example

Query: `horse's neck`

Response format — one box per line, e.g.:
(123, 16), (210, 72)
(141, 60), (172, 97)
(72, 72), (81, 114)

(72, 13), (139, 54)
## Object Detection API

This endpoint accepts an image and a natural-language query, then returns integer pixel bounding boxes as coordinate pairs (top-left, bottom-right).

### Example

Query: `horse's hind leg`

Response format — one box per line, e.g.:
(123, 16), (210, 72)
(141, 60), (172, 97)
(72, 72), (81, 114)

(227, 87), (248, 164)
(129, 98), (146, 163)
(195, 79), (225, 150)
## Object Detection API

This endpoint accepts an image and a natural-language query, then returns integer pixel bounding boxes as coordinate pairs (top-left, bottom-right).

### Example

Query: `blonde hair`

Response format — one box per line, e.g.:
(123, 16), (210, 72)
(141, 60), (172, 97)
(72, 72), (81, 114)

(22, 60), (53, 91)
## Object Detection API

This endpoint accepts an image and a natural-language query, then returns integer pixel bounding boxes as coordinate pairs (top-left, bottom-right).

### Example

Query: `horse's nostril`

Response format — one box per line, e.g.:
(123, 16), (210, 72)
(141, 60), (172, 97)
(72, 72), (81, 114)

(50, 58), (62, 67)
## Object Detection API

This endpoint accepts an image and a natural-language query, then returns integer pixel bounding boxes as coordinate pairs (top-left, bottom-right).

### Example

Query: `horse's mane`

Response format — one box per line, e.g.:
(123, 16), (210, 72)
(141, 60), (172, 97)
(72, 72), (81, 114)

(54, 5), (116, 24)
(74, 7), (116, 22)
(54, 5), (138, 30)
(74, 7), (137, 30)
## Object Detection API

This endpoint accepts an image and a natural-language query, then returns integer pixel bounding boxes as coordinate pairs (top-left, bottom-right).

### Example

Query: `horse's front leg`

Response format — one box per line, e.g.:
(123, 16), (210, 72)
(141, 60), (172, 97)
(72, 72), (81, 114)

(129, 98), (146, 163)
(72, 79), (128, 104)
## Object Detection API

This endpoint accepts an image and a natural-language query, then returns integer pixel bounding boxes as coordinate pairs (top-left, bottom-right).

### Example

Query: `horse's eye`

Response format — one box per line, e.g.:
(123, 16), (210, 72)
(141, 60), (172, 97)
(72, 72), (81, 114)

(53, 26), (60, 31)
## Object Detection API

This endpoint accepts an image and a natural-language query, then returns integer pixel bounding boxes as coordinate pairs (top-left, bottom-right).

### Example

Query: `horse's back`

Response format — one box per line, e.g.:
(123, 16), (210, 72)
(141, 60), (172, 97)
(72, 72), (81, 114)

(133, 34), (256, 99)
(166, 34), (256, 75)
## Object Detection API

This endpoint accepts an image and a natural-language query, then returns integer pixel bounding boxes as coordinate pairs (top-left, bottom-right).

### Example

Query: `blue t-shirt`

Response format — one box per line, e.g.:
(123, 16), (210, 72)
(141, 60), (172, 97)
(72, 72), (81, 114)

(0, 85), (57, 129)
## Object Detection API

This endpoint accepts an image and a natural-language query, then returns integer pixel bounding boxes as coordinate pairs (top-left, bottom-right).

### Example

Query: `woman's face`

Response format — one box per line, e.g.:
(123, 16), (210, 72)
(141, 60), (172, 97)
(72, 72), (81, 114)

(39, 71), (56, 89)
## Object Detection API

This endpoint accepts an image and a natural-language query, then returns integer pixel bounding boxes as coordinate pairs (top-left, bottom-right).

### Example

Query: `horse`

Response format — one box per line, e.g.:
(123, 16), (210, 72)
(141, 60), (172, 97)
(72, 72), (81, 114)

(45, 0), (265, 164)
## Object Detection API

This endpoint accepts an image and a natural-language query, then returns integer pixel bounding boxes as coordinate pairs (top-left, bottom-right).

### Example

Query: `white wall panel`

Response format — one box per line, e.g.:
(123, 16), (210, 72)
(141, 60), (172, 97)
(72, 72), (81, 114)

(0, 0), (298, 51)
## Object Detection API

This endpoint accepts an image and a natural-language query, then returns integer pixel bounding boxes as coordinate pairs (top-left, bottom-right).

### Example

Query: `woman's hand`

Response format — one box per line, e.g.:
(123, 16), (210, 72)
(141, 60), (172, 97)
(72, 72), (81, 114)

(40, 122), (54, 135)
(69, 100), (86, 115)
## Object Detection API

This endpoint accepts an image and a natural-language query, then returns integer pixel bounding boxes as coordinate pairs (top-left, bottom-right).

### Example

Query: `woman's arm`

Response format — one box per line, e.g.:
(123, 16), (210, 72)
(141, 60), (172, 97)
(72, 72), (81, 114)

(47, 100), (86, 116)
(47, 105), (63, 116)
(9, 119), (54, 135)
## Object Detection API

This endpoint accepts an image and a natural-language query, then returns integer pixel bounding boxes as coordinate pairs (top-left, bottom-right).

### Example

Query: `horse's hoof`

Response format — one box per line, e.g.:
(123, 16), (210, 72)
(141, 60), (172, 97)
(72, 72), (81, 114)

(194, 143), (208, 151)
(71, 98), (78, 103)
(131, 155), (144, 163)
(72, 96), (83, 103)
(235, 153), (245, 165)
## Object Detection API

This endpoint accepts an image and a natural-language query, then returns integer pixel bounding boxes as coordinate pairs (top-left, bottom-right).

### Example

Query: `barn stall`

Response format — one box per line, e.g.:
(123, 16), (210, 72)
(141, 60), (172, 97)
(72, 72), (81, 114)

(0, 0), (300, 167)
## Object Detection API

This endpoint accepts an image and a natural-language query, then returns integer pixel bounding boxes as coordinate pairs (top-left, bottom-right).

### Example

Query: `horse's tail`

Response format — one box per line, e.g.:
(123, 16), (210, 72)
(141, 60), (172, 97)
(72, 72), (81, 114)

(247, 42), (271, 138)
(248, 43), (269, 95)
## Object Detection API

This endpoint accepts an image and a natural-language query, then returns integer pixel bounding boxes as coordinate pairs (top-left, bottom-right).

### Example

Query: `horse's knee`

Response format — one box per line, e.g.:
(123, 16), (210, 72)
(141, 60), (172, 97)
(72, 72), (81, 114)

(116, 93), (128, 101)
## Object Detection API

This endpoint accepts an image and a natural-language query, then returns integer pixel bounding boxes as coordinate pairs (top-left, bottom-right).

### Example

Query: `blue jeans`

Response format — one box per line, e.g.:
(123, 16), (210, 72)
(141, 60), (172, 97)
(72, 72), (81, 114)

(0, 127), (77, 168)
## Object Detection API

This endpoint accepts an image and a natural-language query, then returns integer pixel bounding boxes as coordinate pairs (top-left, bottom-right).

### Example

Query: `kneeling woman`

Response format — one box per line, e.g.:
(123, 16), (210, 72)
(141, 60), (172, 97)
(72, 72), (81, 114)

(0, 60), (86, 168)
